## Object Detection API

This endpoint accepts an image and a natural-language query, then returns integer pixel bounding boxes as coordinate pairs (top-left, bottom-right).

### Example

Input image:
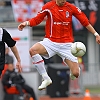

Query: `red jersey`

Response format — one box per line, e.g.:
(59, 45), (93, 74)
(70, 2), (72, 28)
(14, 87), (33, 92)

(29, 1), (89, 43)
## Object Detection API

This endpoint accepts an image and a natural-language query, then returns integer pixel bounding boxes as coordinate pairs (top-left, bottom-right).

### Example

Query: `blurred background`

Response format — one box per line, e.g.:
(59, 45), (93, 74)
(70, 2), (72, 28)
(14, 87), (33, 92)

(0, 0), (100, 100)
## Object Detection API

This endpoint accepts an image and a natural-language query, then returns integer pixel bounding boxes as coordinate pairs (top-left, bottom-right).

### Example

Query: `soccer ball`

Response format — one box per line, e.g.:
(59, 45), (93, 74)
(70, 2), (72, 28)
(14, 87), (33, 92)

(71, 42), (86, 57)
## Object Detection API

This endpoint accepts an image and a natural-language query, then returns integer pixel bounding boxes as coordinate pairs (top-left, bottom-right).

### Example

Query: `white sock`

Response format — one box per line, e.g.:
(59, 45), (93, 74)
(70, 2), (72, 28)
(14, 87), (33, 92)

(42, 73), (51, 80)
(32, 54), (50, 80)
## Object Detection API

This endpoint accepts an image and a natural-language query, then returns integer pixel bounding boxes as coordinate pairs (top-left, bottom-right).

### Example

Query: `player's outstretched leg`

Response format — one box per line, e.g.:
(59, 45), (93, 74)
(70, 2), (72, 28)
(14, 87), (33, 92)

(31, 54), (52, 90)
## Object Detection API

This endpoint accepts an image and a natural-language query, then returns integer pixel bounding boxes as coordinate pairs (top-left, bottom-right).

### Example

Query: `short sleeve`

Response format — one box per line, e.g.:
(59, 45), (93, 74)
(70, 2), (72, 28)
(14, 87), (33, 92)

(2, 29), (16, 47)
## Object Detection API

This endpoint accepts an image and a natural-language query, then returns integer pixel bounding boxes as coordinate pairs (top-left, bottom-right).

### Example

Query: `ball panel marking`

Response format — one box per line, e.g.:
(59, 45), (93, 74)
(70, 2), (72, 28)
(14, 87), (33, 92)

(71, 42), (86, 57)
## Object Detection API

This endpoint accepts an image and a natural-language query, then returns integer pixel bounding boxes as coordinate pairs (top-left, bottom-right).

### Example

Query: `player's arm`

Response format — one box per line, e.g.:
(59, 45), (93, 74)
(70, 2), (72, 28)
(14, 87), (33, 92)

(10, 46), (21, 71)
(72, 5), (100, 44)
(10, 46), (21, 63)
(86, 24), (100, 44)
(3, 29), (22, 72)
(18, 8), (47, 31)
(72, 5), (89, 27)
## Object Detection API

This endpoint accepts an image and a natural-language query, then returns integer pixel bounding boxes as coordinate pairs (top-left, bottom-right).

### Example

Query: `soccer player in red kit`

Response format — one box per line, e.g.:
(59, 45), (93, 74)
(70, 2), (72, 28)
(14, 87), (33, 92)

(18, 0), (100, 90)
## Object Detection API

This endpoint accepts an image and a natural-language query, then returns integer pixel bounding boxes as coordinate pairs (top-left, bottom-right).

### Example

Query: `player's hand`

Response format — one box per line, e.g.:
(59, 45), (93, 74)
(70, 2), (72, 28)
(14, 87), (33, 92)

(18, 21), (27, 31)
(16, 61), (22, 73)
(96, 35), (100, 44)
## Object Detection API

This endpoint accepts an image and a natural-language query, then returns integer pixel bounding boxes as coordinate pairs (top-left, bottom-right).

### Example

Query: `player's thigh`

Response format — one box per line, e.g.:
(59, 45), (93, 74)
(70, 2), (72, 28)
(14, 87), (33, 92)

(30, 42), (48, 55)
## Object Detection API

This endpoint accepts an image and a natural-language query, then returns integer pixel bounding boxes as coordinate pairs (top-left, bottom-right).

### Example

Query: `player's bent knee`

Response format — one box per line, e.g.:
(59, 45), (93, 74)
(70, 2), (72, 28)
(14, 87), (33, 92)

(29, 48), (36, 56)
(29, 48), (32, 56)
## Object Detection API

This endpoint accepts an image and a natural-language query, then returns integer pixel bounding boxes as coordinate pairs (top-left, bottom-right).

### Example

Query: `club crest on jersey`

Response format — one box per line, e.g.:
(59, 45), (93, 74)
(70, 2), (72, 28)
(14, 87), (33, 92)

(66, 11), (69, 18)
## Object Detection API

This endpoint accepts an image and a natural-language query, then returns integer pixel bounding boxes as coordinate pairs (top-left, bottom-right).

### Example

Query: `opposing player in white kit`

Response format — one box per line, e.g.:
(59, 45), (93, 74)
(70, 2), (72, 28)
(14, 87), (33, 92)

(18, 0), (100, 90)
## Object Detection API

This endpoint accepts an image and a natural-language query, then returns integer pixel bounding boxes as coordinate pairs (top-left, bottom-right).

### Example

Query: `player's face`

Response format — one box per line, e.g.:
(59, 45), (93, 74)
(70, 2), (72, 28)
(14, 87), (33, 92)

(8, 64), (14, 71)
(56, 0), (66, 6)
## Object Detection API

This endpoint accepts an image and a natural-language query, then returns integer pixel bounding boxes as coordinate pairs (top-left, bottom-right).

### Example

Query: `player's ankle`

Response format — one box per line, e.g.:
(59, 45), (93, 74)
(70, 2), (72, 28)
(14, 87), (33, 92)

(71, 67), (80, 78)
(42, 73), (51, 80)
